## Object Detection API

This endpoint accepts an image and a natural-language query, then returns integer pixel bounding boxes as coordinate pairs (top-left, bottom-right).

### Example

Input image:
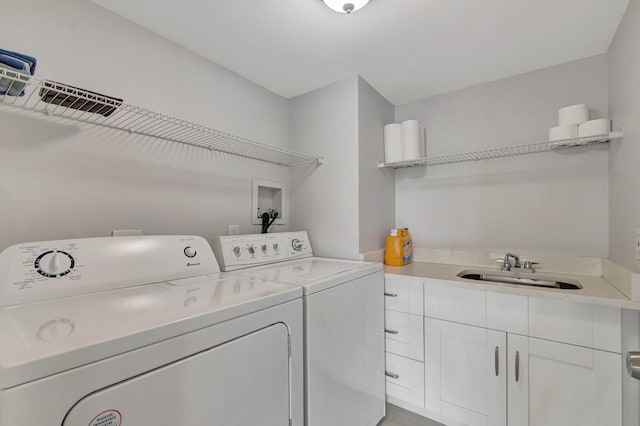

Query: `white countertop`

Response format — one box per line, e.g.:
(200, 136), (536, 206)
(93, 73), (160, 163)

(385, 261), (640, 310)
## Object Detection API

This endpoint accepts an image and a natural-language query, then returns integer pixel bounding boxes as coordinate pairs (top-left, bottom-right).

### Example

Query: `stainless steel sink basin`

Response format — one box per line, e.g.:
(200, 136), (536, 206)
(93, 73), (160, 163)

(457, 269), (583, 290)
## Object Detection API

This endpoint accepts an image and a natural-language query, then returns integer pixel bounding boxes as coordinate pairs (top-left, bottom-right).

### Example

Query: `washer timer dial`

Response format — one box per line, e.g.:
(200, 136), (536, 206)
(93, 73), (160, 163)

(34, 250), (75, 278)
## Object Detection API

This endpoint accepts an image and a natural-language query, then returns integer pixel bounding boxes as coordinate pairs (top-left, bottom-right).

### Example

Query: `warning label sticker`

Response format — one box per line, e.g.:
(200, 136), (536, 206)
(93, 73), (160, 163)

(89, 410), (122, 426)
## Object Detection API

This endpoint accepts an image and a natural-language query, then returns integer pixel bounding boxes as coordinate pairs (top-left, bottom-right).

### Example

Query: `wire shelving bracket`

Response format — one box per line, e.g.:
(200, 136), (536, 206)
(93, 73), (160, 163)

(0, 68), (324, 167)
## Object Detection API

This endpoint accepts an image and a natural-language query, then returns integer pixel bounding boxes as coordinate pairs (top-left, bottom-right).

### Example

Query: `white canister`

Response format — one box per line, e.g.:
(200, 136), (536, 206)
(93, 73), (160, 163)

(578, 119), (612, 138)
(401, 120), (425, 161)
(384, 123), (402, 163)
(549, 124), (578, 142)
(558, 104), (590, 126)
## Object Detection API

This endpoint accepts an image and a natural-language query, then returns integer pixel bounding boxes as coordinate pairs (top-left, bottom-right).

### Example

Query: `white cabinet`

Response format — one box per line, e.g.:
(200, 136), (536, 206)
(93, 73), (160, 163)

(424, 318), (506, 426)
(384, 276), (425, 408)
(510, 337), (622, 426)
(424, 319), (622, 426)
(385, 273), (624, 426)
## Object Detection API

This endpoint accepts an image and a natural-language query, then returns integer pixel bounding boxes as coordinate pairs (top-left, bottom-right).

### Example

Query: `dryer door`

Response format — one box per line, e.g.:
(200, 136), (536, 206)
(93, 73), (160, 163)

(63, 323), (290, 426)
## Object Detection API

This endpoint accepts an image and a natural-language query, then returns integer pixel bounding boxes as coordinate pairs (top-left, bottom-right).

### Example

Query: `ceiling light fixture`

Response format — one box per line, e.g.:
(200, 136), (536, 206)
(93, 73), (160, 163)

(322, 0), (370, 14)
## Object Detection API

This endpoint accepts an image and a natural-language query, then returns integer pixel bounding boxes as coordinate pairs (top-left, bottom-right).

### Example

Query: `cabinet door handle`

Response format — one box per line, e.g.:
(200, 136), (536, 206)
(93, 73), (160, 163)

(384, 292), (398, 297)
(385, 371), (400, 379)
(495, 346), (499, 377)
(385, 329), (399, 335)
(515, 351), (520, 383)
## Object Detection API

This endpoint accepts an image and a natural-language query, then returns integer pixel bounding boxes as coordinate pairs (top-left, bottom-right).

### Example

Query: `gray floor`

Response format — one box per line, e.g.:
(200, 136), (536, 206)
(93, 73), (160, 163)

(378, 404), (444, 426)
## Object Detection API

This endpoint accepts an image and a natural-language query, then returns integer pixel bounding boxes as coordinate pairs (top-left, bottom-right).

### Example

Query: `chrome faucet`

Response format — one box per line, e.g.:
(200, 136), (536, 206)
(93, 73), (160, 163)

(499, 253), (539, 272)
(501, 253), (521, 271)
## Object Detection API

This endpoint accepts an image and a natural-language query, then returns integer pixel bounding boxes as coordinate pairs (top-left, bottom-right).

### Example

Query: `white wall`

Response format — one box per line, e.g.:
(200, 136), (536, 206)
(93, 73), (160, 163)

(609, 0), (640, 272)
(0, 0), (290, 250)
(358, 77), (396, 253)
(395, 55), (610, 256)
(289, 77), (360, 259)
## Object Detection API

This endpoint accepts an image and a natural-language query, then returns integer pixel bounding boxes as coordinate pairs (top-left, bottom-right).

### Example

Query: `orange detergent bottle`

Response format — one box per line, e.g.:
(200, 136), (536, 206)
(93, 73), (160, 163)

(385, 228), (413, 266)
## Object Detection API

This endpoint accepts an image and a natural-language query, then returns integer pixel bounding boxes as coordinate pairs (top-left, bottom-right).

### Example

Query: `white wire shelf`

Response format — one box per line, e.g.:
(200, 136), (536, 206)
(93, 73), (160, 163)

(377, 131), (623, 169)
(0, 68), (324, 167)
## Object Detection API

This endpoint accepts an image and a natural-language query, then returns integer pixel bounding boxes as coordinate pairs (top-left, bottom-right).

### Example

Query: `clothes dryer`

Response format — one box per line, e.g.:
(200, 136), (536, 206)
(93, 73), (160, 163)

(0, 235), (303, 426)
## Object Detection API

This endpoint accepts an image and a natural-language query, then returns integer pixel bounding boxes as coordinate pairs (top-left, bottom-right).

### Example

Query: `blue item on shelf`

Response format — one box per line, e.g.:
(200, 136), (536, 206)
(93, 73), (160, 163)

(0, 48), (37, 75)
(0, 48), (37, 97)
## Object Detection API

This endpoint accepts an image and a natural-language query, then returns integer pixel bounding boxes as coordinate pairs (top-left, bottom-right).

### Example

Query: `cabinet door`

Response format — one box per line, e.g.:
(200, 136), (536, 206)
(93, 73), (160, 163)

(509, 337), (622, 426)
(424, 318), (506, 426)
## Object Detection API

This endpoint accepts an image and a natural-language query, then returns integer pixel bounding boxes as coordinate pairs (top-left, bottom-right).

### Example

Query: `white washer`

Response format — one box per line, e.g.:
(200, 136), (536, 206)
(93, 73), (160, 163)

(213, 231), (385, 426)
(0, 235), (303, 426)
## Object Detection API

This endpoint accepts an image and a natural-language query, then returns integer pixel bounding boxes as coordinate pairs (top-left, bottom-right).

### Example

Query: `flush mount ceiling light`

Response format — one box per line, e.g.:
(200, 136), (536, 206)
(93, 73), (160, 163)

(322, 0), (370, 14)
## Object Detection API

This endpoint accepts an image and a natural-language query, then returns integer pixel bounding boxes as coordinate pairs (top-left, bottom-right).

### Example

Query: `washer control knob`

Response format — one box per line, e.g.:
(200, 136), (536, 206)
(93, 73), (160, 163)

(34, 250), (75, 278)
(273, 243), (279, 252)
(248, 246), (255, 255)
(233, 246), (241, 257)
(183, 246), (197, 258)
(292, 239), (304, 251)
(261, 244), (267, 253)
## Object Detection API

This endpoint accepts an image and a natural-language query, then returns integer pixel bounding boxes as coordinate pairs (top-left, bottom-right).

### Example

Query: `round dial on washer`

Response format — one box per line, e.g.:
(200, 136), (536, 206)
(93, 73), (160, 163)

(273, 243), (279, 252)
(248, 246), (255, 255)
(261, 244), (267, 253)
(184, 246), (197, 258)
(291, 239), (304, 251)
(233, 246), (241, 257)
(34, 250), (75, 278)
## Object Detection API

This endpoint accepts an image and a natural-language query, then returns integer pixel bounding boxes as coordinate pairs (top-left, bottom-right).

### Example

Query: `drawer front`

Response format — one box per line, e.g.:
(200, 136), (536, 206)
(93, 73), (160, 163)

(486, 292), (528, 335)
(528, 298), (621, 353)
(385, 275), (424, 315)
(385, 352), (425, 408)
(424, 279), (486, 327)
(385, 310), (424, 361)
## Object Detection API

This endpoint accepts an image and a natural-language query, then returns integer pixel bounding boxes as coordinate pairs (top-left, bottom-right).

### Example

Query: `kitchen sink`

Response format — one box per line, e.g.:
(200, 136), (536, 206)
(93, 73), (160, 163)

(457, 269), (583, 290)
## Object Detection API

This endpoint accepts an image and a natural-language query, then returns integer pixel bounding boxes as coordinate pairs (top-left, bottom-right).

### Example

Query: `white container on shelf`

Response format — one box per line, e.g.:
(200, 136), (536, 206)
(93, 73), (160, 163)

(401, 120), (425, 161)
(549, 124), (578, 142)
(384, 123), (403, 163)
(558, 104), (590, 126)
(579, 119), (612, 138)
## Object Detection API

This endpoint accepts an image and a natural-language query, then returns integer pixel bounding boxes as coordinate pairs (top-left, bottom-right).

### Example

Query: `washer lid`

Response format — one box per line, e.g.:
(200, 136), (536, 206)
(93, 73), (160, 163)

(0, 273), (301, 389)
(235, 258), (383, 295)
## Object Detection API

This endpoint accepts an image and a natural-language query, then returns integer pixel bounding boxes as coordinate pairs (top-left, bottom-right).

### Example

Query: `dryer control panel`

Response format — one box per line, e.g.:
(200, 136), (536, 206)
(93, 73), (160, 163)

(212, 231), (312, 271)
(0, 235), (219, 307)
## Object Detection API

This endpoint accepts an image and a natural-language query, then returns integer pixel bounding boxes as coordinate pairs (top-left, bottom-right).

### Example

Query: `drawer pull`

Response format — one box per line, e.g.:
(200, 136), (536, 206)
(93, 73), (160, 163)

(385, 371), (400, 379)
(494, 346), (499, 377)
(515, 351), (520, 383)
(384, 292), (398, 298)
(385, 329), (399, 335)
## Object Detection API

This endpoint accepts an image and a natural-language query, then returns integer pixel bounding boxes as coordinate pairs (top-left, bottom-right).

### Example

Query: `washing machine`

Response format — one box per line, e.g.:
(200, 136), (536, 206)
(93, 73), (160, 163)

(212, 231), (385, 426)
(0, 235), (303, 426)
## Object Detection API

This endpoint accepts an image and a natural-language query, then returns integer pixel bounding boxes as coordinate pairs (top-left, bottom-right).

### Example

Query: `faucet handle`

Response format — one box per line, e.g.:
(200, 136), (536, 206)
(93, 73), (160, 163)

(523, 260), (539, 271)
(497, 258), (510, 271)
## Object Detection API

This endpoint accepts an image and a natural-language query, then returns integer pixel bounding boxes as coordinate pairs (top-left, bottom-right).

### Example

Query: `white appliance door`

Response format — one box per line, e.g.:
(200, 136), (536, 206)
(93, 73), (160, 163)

(63, 324), (290, 426)
(305, 271), (385, 426)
